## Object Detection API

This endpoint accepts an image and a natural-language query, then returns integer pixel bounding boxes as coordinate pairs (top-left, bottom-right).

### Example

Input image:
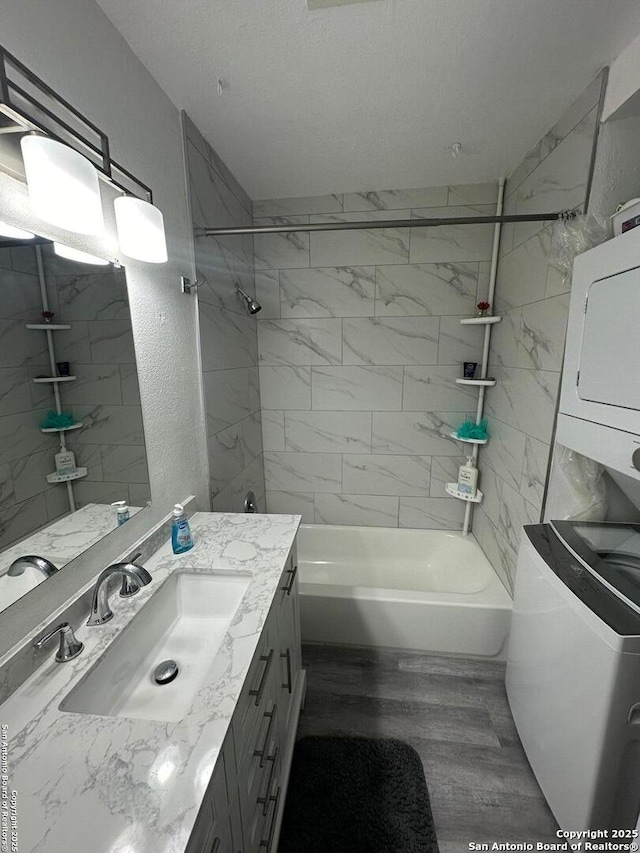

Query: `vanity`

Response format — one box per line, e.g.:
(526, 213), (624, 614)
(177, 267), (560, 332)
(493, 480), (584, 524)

(0, 510), (303, 853)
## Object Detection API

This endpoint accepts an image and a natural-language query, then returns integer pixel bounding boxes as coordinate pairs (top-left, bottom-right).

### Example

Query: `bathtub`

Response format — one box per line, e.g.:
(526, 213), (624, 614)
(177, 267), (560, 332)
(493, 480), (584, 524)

(297, 524), (512, 659)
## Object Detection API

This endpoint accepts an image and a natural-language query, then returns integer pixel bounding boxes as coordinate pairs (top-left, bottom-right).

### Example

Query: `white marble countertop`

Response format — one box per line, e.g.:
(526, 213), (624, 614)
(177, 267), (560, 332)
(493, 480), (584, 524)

(0, 511), (300, 853)
(0, 504), (142, 610)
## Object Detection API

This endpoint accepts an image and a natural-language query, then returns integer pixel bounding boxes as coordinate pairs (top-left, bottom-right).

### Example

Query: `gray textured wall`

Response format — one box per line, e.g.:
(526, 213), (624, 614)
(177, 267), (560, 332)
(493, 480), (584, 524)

(184, 117), (266, 513)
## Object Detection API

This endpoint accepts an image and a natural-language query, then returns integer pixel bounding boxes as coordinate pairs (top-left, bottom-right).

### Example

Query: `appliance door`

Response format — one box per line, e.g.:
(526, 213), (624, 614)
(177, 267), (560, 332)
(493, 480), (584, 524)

(578, 266), (640, 410)
(550, 520), (640, 615)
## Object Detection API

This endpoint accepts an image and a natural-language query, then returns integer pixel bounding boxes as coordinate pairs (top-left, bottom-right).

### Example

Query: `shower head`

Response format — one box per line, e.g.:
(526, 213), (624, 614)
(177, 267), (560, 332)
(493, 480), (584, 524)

(234, 284), (262, 315)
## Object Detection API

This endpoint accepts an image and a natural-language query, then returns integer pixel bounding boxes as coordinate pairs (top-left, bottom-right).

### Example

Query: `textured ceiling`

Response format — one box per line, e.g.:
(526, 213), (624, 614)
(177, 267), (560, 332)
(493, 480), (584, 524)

(95, 0), (640, 199)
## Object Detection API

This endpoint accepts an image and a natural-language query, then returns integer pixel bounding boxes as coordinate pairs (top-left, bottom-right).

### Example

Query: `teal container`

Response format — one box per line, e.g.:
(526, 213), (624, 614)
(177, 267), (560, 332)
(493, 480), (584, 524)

(171, 503), (194, 554)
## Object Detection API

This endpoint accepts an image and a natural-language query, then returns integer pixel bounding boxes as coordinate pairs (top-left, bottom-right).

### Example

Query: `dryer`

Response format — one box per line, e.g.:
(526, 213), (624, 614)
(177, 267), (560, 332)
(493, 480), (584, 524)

(506, 522), (640, 830)
(557, 227), (640, 481)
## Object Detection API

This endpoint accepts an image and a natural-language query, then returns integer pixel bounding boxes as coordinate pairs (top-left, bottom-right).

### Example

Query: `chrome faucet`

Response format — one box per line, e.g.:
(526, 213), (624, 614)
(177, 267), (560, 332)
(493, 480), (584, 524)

(8, 555), (59, 578)
(87, 560), (152, 626)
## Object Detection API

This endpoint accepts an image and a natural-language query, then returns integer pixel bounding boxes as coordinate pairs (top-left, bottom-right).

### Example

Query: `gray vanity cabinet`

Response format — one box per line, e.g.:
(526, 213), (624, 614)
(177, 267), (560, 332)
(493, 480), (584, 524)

(187, 542), (303, 853)
(185, 740), (236, 853)
(275, 553), (302, 750)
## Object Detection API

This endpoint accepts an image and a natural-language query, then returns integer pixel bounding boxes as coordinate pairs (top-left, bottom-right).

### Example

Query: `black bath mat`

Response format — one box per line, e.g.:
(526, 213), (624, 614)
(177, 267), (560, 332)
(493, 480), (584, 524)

(278, 736), (439, 853)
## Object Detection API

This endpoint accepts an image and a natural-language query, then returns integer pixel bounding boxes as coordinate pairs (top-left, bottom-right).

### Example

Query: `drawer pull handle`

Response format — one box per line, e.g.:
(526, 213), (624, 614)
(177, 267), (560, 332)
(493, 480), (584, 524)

(260, 787), (281, 852)
(280, 649), (292, 693)
(280, 564), (297, 595)
(257, 746), (279, 815)
(207, 837), (220, 853)
(254, 705), (277, 767)
(249, 649), (273, 706)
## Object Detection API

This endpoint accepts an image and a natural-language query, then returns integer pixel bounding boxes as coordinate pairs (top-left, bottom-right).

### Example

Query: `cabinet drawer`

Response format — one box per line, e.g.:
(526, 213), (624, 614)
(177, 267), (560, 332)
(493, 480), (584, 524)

(209, 751), (230, 825)
(186, 751), (230, 853)
(222, 734), (243, 853)
(276, 549), (298, 617)
(199, 817), (234, 853)
(276, 569), (302, 739)
(258, 784), (281, 853)
(241, 750), (281, 853)
(238, 693), (279, 823)
(186, 798), (215, 853)
(232, 615), (276, 768)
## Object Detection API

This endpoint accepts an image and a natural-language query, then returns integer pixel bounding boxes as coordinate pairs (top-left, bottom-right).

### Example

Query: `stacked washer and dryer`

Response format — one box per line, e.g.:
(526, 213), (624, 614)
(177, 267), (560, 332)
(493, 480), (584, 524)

(506, 228), (640, 831)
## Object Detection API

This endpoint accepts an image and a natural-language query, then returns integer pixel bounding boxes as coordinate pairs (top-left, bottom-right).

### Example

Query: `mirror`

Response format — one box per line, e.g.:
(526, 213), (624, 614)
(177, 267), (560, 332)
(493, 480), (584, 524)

(0, 236), (150, 613)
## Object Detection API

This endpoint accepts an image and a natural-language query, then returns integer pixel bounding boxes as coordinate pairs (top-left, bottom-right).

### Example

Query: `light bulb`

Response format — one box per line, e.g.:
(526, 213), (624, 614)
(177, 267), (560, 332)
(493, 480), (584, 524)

(53, 242), (110, 266)
(114, 196), (168, 264)
(21, 135), (104, 235)
(0, 221), (34, 240)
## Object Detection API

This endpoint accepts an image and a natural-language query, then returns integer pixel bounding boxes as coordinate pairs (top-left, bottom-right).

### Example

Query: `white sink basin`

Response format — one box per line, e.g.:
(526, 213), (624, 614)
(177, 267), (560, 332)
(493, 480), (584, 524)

(60, 571), (250, 722)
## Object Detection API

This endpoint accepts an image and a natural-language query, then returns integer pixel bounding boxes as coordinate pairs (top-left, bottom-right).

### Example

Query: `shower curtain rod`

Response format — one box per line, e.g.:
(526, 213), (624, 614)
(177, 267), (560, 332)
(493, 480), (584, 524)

(196, 210), (573, 237)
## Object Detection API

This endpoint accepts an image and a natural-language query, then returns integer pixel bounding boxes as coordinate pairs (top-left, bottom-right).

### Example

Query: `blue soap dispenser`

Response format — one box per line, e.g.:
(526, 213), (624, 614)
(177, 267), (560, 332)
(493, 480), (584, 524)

(171, 503), (194, 554)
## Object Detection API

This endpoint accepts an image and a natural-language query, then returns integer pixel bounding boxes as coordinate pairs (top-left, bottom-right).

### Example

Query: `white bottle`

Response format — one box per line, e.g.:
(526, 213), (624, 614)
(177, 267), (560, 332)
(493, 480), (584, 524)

(111, 500), (130, 525)
(457, 456), (478, 497)
(55, 449), (76, 477)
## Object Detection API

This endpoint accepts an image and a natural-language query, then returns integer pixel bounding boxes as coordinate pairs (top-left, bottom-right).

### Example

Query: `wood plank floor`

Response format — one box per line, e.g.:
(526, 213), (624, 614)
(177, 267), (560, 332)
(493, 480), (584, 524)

(297, 643), (558, 853)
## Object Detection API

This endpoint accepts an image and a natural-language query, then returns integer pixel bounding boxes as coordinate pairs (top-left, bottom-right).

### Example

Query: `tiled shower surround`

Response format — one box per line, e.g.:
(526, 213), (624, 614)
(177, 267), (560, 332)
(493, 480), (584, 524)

(472, 75), (603, 591)
(0, 244), (149, 549)
(184, 115), (266, 513)
(253, 184), (498, 527)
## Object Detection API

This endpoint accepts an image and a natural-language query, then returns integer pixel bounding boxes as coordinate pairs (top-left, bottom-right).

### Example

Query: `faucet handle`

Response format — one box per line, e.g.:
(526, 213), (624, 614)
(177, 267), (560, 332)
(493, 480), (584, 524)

(119, 552), (143, 598)
(34, 622), (83, 662)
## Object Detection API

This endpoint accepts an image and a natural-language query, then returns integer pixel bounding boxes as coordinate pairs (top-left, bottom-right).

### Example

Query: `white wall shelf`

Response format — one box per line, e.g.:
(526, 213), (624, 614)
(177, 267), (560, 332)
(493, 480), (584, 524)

(459, 316), (502, 325)
(455, 378), (496, 387)
(445, 482), (484, 503)
(32, 376), (76, 384)
(449, 432), (488, 445)
(40, 423), (83, 434)
(46, 468), (87, 484)
(25, 323), (72, 330)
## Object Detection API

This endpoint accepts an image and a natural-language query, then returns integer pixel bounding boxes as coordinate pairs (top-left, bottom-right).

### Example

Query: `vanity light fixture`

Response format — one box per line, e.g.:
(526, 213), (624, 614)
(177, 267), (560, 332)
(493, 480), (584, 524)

(0, 220), (34, 240)
(53, 242), (110, 266)
(1, 46), (168, 263)
(20, 136), (104, 235)
(114, 196), (168, 264)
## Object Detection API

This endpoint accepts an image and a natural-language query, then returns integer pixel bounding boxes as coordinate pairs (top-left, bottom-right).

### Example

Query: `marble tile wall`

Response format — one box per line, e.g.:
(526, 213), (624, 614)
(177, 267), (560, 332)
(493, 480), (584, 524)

(184, 115), (266, 513)
(253, 182), (497, 527)
(0, 244), (150, 550)
(472, 74), (603, 591)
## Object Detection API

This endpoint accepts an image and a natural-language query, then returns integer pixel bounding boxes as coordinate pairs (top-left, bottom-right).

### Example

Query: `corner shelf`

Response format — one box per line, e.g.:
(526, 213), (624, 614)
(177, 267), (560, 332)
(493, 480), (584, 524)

(46, 467), (87, 484)
(450, 432), (488, 445)
(25, 323), (71, 331)
(32, 376), (76, 384)
(446, 482), (483, 503)
(455, 378), (496, 387)
(40, 422), (83, 434)
(459, 316), (501, 325)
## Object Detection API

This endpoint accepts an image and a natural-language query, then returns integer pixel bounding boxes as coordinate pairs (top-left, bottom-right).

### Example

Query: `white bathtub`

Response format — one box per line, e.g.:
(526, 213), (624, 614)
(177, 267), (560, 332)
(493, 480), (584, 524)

(297, 524), (512, 658)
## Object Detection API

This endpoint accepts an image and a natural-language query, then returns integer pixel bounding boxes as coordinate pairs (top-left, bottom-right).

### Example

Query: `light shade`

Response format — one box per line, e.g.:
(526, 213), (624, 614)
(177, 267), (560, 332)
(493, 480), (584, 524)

(114, 196), (168, 264)
(0, 221), (34, 240)
(53, 242), (110, 266)
(20, 135), (104, 235)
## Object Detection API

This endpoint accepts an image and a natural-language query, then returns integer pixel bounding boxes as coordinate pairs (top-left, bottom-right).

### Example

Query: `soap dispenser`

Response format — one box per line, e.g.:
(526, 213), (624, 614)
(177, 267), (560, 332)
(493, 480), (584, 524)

(457, 455), (478, 498)
(111, 500), (130, 525)
(171, 503), (194, 554)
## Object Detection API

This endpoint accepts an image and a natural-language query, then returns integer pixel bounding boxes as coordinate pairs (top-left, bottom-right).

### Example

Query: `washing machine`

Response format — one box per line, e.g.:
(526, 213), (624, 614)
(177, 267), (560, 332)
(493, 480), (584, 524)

(506, 522), (640, 830)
